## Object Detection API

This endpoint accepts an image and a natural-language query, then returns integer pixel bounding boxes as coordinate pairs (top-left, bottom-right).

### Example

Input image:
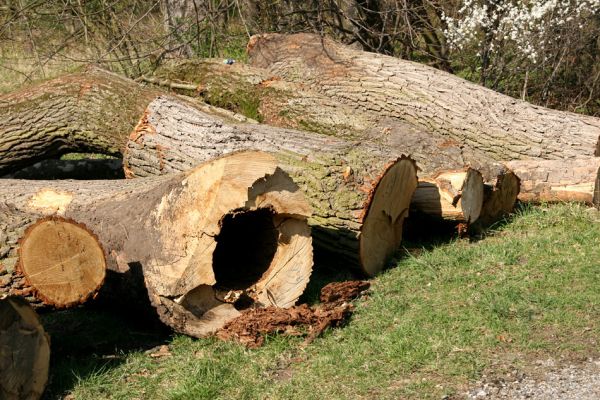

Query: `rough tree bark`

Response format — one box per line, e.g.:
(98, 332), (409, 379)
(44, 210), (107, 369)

(0, 296), (50, 400)
(0, 212), (106, 309)
(0, 66), (160, 174)
(142, 59), (489, 174)
(143, 59), (520, 225)
(504, 158), (600, 206)
(0, 151), (313, 337)
(124, 95), (418, 276)
(247, 33), (600, 160)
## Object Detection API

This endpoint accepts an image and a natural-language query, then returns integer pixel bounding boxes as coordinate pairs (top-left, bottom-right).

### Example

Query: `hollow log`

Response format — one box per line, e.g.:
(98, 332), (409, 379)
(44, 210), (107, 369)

(0, 296), (50, 400)
(411, 169), (484, 223)
(0, 212), (106, 309)
(0, 151), (313, 337)
(124, 95), (418, 276)
(248, 33), (600, 160)
(504, 158), (600, 206)
(0, 66), (160, 175)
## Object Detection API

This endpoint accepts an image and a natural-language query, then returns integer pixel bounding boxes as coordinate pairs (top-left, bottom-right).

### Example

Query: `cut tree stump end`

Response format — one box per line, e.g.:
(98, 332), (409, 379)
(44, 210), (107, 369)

(17, 216), (106, 308)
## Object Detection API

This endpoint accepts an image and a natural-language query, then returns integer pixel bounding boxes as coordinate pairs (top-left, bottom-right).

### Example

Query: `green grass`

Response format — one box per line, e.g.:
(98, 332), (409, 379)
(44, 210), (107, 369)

(42, 204), (600, 399)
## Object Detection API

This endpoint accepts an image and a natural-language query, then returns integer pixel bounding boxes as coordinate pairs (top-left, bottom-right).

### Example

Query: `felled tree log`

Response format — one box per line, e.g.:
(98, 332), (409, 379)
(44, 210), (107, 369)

(476, 166), (521, 228)
(0, 212), (106, 308)
(0, 296), (50, 400)
(505, 158), (600, 205)
(124, 96), (418, 276)
(248, 33), (600, 160)
(0, 151), (313, 337)
(411, 169), (484, 223)
(143, 60), (520, 226)
(142, 59), (490, 174)
(0, 66), (160, 175)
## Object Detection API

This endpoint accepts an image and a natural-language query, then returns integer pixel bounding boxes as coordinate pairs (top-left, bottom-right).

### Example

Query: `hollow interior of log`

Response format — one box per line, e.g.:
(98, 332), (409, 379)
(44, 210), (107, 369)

(213, 208), (278, 291)
(18, 217), (106, 308)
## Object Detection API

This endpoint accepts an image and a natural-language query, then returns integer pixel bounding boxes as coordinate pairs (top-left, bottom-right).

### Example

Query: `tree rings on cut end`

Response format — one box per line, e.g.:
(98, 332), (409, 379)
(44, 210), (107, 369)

(17, 216), (106, 308)
(359, 156), (418, 276)
(0, 296), (50, 400)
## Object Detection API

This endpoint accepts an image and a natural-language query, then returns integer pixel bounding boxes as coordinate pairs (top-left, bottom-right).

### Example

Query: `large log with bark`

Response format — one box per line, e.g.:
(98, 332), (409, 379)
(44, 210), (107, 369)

(1, 212), (106, 308)
(142, 59), (491, 175)
(0, 151), (313, 337)
(0, 66), (160, 174)
(504, 158), (600, 205)
(248, 33), (600, 160)
(143, 60), (520, 226)
(0, 296), (50, 400)
(124, 95), (418, 276)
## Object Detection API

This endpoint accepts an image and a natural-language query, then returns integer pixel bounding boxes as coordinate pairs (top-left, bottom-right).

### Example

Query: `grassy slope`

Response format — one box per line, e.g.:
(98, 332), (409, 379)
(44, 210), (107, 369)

(42, 204), (600, 399)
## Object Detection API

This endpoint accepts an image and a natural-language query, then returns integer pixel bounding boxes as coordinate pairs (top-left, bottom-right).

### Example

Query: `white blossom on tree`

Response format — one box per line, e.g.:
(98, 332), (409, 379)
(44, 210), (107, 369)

(443, 0), (600, 62)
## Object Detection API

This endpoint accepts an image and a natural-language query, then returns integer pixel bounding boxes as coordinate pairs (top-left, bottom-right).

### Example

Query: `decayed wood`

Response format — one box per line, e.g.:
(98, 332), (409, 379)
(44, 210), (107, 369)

(248, 33), (600, 161)
(411, 169), (484, 223)
(124, 95), (418, 276)
(0, 296), (50, 400)
(0, 213), (106, 308)
(0, 66), (160, 175)
(0, 151), (313, 337)
(504, 158), (600, 206)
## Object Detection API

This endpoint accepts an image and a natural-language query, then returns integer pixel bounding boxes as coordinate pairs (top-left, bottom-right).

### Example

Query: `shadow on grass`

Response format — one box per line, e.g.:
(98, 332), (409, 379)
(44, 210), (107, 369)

(40, 305), (171, 399)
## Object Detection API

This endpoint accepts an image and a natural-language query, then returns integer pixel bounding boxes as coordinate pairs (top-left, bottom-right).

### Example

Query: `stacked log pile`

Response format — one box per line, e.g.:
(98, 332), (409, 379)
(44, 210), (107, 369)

(2, 33), (600, 399)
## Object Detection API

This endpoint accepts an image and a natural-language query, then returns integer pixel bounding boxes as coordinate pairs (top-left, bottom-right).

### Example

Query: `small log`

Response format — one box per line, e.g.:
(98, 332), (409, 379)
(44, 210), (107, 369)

(0, 151), (313, 337)
(124, 96), (418, 276)
(476, 167), (521, 227)
(505, 158), (600, 206)
(411, 169), (484, 223)
(1, 211), (106, 309)
(0, 296), (50, 400)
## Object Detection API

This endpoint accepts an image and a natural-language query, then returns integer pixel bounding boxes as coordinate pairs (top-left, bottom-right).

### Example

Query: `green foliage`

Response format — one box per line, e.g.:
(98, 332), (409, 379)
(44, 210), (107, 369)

(43, 204), (600, 399)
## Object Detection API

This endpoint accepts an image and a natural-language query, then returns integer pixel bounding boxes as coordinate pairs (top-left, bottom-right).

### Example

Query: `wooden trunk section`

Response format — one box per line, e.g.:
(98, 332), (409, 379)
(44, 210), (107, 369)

(248, 33), (600, 161)
(124, 96), (418, 276)
(0, 151), (313, 337)
(0, 66), (160, 174)
(1, 211), (106, 309)
(0, 296), (50, 400)
(411, 169), (484, 223)
(505, 158), (600, 206)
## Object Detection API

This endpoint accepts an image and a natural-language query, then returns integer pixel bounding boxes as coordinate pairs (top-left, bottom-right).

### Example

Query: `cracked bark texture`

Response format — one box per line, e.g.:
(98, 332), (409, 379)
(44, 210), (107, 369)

(0, 151), (313, 336)
(124, 96), (418, 276)
(143, 59), (521, 224)
(145, 59), (494, 175)
(248, 33), (600, 161)
(1, 206), (46, 308)
(0, 66), (160, 174)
